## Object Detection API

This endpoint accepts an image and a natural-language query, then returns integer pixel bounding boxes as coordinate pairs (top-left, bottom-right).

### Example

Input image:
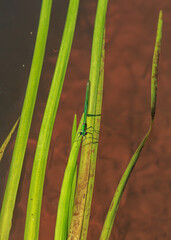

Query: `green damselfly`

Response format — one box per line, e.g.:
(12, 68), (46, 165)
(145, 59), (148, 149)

(79, 81), (100, 139)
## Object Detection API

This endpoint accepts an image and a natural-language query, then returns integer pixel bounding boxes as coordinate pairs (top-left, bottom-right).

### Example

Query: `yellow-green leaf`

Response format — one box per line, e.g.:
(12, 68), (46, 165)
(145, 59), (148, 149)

(0, 118), (20, 162)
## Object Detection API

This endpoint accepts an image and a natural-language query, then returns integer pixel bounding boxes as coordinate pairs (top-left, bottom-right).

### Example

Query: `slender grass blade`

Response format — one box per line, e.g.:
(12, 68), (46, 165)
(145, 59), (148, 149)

(80, 29), (105, 240)
(54, 115), (83, 240)
(24, 1), (80, 239)
(68, 0), (108, 239)
(68, 114), (78, 233)
(0, 1), (53, 238)
(100, 10), (163, 240)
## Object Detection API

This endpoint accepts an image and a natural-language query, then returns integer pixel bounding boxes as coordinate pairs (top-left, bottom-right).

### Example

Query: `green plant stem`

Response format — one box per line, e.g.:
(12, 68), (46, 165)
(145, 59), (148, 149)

(54, 115), (83, 240)
(0, 1), (52, 239)
(68, 0), (108, 239)
(24, 0), (80, 239)
(80, 30), (105, 240)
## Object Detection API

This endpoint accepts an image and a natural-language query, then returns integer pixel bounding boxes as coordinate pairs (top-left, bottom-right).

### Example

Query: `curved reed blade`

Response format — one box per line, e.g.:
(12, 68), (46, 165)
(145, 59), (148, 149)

(100, 10), (163, 240)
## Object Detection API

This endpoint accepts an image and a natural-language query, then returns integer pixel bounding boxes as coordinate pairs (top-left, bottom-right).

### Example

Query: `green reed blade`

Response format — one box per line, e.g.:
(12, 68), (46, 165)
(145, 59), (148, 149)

(71, 114), (77, 147)
(54, 115), (83, 240)
(68, 114), (78, 233)
(100, 10), (163, 240)
(151, 10), (163, 121)
(80, 29), (105, 240)
(68, 0), (108, 239)
(0, 1), (52, 239)
(24, 1), (80, 239)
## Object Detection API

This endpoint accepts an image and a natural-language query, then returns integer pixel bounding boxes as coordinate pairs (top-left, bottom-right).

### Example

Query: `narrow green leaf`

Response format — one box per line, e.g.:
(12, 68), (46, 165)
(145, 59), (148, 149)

(68, 0), (108, 239)
(68, 114), (78, 233)
(24, 1), (80, 239)
(0, 0), (52, 238)
(71, 114), (77, 147)
(55, 115), (83, 240)
(0, 118), (20, 162)
(80, 29), (105, 240)
(151, 10), (163, 120)
(100, 10), (163, 240)
(68, 167), (77, 235)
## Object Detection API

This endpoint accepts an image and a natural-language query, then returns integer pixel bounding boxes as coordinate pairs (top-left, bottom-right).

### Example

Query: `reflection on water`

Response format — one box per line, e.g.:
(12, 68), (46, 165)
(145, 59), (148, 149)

(0, 0), (170, 239)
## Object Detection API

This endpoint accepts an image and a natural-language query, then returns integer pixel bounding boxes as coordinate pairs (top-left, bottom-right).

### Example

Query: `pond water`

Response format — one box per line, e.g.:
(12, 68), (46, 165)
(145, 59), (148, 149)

(0, 0), (171, 239)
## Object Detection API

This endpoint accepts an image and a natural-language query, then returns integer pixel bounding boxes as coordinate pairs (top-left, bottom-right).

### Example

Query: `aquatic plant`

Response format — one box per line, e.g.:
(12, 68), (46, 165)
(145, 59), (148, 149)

(0, 0), (162, 239)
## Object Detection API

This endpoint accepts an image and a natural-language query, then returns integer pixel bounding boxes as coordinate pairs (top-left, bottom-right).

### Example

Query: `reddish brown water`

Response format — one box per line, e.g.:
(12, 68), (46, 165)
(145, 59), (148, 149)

(0, 0), (171, 239)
